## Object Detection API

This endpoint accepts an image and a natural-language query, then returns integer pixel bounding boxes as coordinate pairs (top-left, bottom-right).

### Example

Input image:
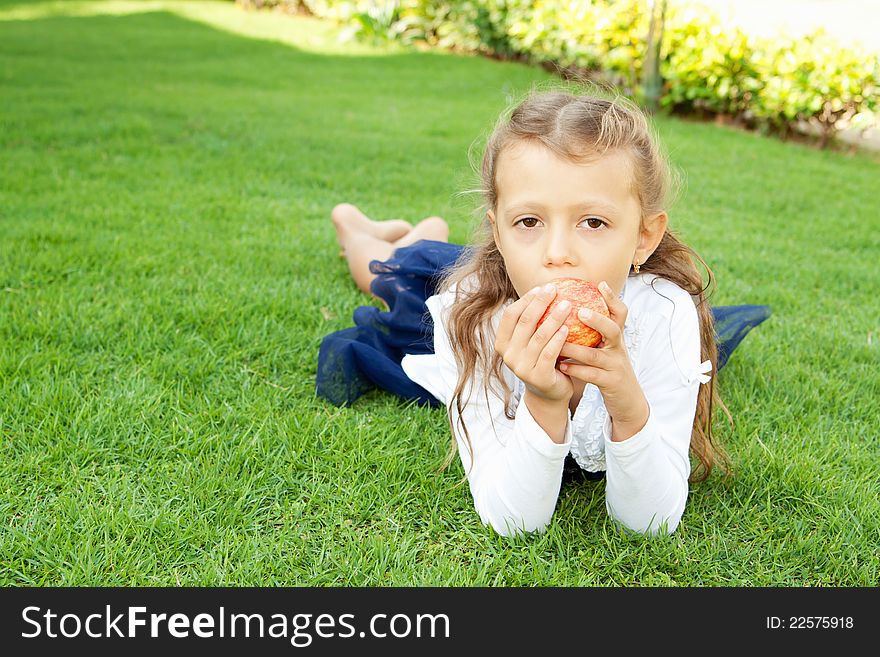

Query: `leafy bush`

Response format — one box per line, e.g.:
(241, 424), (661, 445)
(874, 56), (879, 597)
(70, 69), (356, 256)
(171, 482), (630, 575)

(750, 30), (880, 144)
(234, 0), (880, 146)
(661, 2), (762, 118)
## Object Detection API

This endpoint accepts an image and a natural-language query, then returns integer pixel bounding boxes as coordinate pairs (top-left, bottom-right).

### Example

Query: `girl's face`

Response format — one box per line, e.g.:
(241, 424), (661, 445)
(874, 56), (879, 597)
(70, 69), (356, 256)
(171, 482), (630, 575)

(487, 141), (665, 299)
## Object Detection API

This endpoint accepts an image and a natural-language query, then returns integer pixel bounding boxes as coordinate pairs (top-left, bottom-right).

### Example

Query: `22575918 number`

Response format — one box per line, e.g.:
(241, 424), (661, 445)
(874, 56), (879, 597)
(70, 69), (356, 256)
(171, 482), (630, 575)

(766, 616), (854, 629)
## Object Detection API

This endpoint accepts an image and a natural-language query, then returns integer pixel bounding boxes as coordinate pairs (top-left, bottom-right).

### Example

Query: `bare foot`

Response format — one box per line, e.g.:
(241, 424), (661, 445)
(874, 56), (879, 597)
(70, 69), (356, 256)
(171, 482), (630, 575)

(392, 216), (449, 248)
(331, 203), (413, 244)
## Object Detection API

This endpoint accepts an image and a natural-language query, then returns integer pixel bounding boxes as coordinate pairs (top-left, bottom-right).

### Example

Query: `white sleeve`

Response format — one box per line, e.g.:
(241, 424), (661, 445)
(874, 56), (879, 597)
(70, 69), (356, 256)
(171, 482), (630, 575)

(399, 293), (458, 406)
(601, 293), (710, 535)
(403, 290), (573, 537)
(452, 387), (574, 538)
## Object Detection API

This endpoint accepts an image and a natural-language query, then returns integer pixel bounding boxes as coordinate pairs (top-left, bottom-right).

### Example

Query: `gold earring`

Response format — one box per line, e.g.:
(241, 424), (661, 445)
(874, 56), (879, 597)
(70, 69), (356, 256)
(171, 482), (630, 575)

(633, 260), (640, 274)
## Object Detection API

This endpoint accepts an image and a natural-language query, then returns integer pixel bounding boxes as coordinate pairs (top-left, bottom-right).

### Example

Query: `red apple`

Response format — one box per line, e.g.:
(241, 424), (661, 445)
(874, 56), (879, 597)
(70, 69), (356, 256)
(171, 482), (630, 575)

(536, 277), (609, 348)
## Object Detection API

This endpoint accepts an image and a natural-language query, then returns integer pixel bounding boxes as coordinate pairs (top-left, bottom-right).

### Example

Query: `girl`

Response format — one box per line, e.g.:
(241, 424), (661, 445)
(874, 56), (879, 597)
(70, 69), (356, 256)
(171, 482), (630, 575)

(317, 85), (771, 537)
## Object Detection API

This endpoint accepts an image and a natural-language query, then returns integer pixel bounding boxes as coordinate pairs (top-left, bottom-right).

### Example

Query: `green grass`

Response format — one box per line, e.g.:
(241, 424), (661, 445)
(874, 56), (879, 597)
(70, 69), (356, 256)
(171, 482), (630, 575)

(1, 0), (878, 586)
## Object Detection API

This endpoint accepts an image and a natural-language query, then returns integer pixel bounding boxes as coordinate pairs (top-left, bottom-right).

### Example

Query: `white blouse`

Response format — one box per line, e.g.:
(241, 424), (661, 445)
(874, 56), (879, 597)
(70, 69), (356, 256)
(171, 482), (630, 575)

(401, 272), (713, 537)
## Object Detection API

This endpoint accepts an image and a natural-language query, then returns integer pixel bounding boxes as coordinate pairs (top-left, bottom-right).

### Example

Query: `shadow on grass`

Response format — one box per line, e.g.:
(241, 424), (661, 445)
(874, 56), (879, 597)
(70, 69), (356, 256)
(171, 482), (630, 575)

(0, 7), (532, 223)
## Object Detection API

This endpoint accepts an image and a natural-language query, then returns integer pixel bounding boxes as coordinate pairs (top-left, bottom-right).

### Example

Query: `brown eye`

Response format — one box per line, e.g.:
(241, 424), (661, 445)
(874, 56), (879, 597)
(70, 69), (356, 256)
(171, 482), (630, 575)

(517, 217), (539, 228)
(584, 217), (605, 229)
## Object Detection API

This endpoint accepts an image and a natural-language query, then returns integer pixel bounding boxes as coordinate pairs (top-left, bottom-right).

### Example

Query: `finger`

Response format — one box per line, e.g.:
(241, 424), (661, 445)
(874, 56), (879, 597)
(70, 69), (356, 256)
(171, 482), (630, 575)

(576, 306), (622, 347)
(508, 283), (557, 352)
(495, 285), (542, 354)
(558, 342), (610, 369)
(558, 361), (608, 388)
(523, 297), (571, 370)
(598, 280), (628, 327)
(536, 323), (569, 373)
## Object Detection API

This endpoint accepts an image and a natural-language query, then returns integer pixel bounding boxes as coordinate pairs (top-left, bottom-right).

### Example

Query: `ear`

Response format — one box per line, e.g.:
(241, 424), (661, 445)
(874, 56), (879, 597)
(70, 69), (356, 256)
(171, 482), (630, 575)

(487, 209), (502, 253)
(635, 211), (667, 266)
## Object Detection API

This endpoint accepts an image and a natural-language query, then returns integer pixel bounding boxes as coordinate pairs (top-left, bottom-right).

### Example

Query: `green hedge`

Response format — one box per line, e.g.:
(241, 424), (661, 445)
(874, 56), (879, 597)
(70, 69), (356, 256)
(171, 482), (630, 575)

(237, 0), (880, 146)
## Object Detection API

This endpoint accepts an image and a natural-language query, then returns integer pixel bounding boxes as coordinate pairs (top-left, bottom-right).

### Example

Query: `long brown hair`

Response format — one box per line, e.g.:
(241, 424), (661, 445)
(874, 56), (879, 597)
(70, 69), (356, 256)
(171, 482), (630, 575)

(436, 81), (731, 486)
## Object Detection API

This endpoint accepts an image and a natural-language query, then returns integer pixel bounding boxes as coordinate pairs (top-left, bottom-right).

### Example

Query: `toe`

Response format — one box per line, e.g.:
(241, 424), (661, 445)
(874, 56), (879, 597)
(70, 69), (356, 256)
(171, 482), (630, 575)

(331, 203), (356, 226)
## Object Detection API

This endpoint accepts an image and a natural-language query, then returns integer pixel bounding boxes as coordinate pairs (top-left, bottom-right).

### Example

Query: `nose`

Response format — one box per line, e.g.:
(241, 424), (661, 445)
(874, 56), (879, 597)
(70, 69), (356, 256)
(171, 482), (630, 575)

(544, 223), (576, 267)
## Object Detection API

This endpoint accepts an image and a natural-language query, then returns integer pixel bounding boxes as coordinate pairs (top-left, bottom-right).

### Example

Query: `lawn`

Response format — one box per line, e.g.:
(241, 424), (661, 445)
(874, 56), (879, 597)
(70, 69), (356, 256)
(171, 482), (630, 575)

(1, 0), (878, 586)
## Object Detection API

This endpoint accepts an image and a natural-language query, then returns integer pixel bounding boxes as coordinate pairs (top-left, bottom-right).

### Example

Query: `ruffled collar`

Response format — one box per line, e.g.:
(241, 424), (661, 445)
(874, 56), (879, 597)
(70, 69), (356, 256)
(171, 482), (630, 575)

(567, 282), (643, 472)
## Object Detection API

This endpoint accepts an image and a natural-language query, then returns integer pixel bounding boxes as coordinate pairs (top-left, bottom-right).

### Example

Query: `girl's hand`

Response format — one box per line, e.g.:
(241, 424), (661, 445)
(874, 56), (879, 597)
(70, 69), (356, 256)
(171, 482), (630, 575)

(557, 280), (649, 438)
(494, 283), (573, 405)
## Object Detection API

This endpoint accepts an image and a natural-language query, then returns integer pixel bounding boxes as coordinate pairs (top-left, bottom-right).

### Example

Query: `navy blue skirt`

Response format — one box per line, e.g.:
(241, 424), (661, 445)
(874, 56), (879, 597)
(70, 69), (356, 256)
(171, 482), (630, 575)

(316, 239), (772, 409)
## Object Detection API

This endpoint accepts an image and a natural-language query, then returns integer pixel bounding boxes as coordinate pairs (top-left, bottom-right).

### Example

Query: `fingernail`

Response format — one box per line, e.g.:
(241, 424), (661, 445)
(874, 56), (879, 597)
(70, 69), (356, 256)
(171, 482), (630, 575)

(530, 286), (541, 295)
(555, 300), (571, 314)
(600, 281), (610, 292)
(579, 308), (592, 320)
(543, 283), (556, 294)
